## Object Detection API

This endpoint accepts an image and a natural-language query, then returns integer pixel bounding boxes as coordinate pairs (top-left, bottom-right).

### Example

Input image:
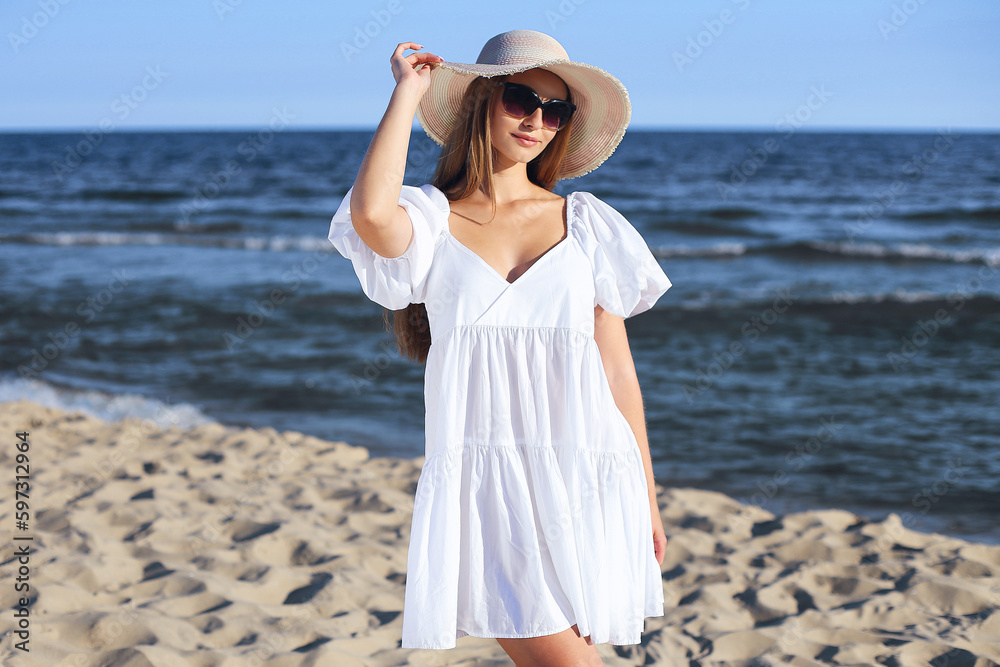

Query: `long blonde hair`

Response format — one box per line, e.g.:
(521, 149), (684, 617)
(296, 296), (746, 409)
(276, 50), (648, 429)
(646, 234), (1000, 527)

(384, 74), (575, 364)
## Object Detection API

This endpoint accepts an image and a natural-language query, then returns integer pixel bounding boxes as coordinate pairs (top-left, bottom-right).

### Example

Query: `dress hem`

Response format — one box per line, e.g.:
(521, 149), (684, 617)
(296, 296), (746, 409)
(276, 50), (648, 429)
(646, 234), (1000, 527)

(401, 611), (666, 650)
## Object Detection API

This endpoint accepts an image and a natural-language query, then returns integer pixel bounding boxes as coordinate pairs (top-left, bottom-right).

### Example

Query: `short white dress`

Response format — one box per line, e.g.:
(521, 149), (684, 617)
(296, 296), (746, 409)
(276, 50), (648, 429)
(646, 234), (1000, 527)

(328, 183), (671, 650)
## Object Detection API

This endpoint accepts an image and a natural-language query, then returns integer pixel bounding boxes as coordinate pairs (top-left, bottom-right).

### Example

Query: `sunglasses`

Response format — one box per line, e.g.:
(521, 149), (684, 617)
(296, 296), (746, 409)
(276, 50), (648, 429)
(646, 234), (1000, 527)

(496, 81), (576, 131)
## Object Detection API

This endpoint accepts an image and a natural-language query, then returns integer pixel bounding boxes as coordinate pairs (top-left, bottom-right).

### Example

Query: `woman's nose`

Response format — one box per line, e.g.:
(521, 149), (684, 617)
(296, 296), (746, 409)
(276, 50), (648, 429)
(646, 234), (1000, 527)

(522, 106), (544, 129)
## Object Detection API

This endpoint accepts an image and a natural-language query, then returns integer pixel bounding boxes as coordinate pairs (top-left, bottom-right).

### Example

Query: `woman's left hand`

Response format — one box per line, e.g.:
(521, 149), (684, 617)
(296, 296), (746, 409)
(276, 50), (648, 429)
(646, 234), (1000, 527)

(650, 500), (667, 566)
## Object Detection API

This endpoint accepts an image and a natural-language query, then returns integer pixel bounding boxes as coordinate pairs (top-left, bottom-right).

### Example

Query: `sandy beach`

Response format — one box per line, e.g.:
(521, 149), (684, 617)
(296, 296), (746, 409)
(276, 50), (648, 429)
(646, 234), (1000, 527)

(0, 398), (997, 666)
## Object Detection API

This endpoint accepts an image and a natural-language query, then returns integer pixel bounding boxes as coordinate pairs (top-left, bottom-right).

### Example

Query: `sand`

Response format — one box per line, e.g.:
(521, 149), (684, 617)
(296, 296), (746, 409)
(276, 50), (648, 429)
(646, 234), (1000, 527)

(0, 398), (997, 666)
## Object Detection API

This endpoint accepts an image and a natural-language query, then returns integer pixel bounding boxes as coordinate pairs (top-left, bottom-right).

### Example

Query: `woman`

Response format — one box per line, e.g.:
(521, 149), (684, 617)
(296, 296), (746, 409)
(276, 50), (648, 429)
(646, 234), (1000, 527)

(329, 30), (672, 665)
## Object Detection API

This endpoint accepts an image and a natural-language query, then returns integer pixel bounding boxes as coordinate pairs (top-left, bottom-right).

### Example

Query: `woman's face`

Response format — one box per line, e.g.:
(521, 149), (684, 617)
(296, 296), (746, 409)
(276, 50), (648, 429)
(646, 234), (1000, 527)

(488, 68), (571, 167)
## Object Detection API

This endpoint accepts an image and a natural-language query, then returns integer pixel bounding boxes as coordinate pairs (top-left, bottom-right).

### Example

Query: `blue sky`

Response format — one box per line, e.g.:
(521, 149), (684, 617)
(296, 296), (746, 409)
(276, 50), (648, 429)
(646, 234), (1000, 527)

(2, 0), (998, 131)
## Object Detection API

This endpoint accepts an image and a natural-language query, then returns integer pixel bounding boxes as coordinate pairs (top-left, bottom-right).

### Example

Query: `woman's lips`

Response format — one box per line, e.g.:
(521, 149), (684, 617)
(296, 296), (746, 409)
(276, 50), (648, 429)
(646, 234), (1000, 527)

(512, 133), (539, 146)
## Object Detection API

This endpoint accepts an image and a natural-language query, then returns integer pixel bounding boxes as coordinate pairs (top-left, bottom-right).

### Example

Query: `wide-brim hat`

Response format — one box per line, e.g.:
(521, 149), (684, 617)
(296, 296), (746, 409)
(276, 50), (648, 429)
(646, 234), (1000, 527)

(415, 29), (631, 181)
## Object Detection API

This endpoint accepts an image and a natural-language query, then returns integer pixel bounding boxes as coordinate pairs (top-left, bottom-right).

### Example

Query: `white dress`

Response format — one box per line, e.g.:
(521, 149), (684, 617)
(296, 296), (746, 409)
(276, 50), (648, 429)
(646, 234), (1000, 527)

(328, 183), (671, 650)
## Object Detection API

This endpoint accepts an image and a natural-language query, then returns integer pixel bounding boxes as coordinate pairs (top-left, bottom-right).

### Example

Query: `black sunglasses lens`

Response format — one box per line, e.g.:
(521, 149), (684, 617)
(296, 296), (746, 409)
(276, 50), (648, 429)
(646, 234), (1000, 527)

(542, 105), (571, 130)
(502, 84), (571, 130)
(502, 85), (534, 118)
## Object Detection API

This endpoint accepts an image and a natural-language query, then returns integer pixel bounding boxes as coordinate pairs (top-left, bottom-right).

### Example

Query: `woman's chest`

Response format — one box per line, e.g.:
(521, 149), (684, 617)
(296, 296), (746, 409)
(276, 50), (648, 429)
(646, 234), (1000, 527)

(421, 234), (598, 337)
(446, 196), (569, 285)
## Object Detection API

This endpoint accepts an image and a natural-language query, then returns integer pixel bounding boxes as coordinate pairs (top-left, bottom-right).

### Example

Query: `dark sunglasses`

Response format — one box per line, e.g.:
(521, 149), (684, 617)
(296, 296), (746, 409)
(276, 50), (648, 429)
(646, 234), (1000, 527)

(496, 81), (576, 131)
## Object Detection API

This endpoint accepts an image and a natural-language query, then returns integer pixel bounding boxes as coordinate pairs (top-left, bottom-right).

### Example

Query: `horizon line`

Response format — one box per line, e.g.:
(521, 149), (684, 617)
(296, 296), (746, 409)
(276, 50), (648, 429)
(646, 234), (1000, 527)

(0, 124), (995, 135)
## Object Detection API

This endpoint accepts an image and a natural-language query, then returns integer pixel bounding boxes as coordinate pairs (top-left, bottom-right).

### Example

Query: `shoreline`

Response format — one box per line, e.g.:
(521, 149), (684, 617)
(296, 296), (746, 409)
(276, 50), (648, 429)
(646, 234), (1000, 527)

(1, 398), (998, 665)
(5, 376), (995, 549)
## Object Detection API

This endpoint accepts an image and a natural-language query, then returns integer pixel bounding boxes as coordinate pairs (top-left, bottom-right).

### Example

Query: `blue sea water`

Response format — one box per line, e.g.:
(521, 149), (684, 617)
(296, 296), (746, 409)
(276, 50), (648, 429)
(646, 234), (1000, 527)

(1, 129), (998, 544)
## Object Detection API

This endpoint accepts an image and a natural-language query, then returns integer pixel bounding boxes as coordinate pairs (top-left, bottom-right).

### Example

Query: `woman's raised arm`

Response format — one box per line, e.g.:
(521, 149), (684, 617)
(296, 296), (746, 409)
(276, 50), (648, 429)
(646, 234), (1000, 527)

(348, 42), (443, 259)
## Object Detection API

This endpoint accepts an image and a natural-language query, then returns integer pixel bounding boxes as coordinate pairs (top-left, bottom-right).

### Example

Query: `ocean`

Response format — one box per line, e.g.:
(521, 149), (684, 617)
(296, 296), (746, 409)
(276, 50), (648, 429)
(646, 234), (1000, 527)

(1, 129), (998, 544)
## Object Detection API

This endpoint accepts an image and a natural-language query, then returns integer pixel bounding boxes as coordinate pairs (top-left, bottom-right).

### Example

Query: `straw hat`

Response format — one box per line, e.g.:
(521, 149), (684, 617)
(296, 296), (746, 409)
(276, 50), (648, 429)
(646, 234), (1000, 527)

(414, 29), (631, 181)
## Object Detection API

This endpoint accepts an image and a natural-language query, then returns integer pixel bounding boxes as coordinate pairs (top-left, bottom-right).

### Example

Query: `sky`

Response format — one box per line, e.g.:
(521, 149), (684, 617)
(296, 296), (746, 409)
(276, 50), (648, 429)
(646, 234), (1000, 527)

(2, 0), (998, 132)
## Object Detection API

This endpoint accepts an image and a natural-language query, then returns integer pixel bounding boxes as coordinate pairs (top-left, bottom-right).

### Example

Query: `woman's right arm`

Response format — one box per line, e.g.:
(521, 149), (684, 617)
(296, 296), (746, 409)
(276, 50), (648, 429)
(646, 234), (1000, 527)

(349, 41), (443, 259)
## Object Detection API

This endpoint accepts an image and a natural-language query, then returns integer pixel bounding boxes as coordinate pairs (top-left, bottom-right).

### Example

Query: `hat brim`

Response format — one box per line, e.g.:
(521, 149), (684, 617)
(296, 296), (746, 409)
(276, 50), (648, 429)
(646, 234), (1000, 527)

(415, 59), (631, 181)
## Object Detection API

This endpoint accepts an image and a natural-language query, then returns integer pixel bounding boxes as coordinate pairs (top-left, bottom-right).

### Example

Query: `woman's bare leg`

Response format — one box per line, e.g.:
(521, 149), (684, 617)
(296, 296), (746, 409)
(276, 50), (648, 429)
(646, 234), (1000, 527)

(495, 623), (604, 667)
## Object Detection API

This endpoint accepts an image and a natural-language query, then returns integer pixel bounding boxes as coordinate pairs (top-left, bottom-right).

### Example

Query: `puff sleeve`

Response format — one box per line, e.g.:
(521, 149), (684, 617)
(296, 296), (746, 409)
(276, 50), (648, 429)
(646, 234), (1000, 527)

(328, 184), (447, 309)
(576, 192), (672, 318)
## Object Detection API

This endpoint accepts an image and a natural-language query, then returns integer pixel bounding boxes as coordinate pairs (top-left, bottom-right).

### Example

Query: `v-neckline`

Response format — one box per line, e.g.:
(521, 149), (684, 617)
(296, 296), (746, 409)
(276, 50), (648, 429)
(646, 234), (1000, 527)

(440, 190), (576, 287)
